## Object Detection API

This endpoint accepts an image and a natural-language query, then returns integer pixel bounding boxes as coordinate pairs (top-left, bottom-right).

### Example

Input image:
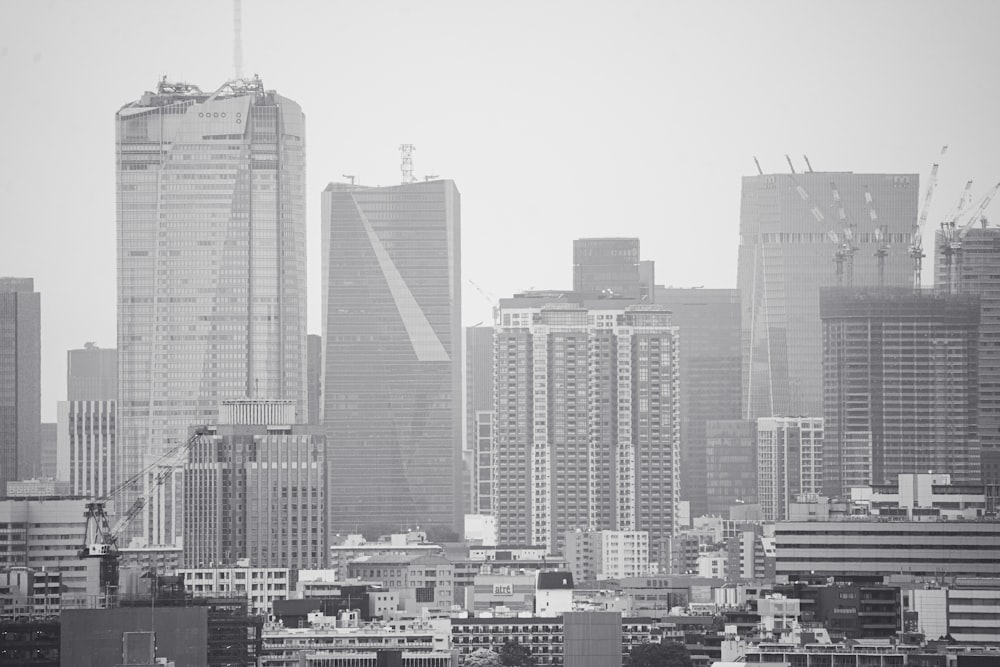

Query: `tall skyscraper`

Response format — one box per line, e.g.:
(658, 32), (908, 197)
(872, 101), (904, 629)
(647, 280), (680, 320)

(821, 288), (980, 495)
(307, 334), (322, 425)
(756, 416), (823, 521)
(0, 277), (41, 490)
(183, 399), (327, 569)
(936, 226), (1000, 510)
(116, 77), (307, 545)
(322, 180), (462, 537)
(738, 172), (917, 419)
(655, 288), (742, 517)
(493, 296), (680, 553)
(466, 325), (494, 515)
(67, 343), (117, 402)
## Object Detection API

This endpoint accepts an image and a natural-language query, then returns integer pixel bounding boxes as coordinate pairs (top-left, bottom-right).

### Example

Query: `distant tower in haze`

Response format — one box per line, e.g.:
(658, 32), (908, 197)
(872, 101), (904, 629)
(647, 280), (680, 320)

(67, 343), (117, 402)
(322, 179), (462, 538)
(307, 334), (322, 425)
(573, 238), (653, 301)
(0, 277), (41, 490)
(466, 326), (494, 515)
(116, 77), (307, 545)
(738, 171), (916, 419)
(58, 345), (118, 498)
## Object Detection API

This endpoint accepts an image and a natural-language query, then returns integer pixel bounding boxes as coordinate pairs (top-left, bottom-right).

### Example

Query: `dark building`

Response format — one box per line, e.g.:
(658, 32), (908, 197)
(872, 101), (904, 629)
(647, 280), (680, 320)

(821, 288), (981, 495)
(936, 226), (1000, 511)
(657, 288), (742, 517)
(66, 343), (117, 402)
(273, 584), (378, 625)
(38, 422), (56, 479)
(705, 420), (757, 517)
(466, 326), (493, 515)
(61, 607), (210, 667)
(0, 278), (41, 489)
(0, 618), (59, 666)
(322, 180), (462, 538)
(774, 579), (901, 639)
(307, 334), (322, 425)
(739, 172), (917, 420)
(573, 238), (652, 301)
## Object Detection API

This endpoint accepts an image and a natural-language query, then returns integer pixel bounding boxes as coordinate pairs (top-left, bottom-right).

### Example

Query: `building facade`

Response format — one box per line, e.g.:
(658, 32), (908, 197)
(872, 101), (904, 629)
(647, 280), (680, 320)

(493, 297), (680, 552)
(565, 531), (652, 583)
(738, 172), (917, 420)
(322, 180), (462, 538)
(821, 288), (980, 495)
(936, 226), (1000, 510)
(307, 334), (322, 425)
(656, 288), (742, 518)
(183, 400), (327, 569)
(0, 277), (41, 489)
(573, 238), (651, 301)
(466, 325), (494, 516)
(705, 420), (758, 517)
(116, 77), (307, 545)
(756, 417), (823, 521)
(67, 343), (117, 402)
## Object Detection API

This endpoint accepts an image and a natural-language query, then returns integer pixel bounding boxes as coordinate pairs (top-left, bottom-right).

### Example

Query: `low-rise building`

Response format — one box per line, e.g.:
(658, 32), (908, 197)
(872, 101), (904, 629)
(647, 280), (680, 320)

(329, 534), (444, 574)
(178, 565), (289, 616)
(465, 569), (536, 613)
(852, 473), (986, 520)
(904, 578), (1000, 644)
(0, 568), (60, 619)
(346, 554), (453, 615)
(565, 530), (654, 583)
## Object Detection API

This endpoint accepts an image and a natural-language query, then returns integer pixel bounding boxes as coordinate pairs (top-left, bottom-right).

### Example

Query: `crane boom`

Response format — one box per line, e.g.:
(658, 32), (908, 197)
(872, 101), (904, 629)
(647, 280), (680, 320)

(910, 145), (948, 289)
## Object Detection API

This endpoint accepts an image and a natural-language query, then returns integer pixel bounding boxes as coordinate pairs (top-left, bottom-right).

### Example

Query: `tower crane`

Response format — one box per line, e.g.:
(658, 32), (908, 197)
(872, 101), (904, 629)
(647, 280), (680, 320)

(939, 179), (1000, 292)
(788, 173), (854, 286)
(909, 145), (948, 289)
(865, 186), (890, 288)
(81, 427), (210, 600)
(829, 180), (859, 287)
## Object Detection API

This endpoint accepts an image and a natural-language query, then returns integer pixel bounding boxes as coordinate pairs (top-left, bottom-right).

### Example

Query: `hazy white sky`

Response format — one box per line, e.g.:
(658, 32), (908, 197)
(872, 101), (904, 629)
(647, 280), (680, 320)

(1, 0), (999, 420)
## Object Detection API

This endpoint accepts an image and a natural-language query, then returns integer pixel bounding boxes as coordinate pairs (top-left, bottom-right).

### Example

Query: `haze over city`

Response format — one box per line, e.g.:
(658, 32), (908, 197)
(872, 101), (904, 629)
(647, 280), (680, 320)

(2, 0), (1000, 418)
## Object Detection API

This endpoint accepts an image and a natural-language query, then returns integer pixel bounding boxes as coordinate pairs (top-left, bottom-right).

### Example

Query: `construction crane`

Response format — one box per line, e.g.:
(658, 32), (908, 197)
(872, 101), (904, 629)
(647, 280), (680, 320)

(81, 427), (210, 600)
(909, 145), (948, 289)
(865, 186), (891, 288)
(788, 173), (855, 286)
(939, 179), (1000, 292)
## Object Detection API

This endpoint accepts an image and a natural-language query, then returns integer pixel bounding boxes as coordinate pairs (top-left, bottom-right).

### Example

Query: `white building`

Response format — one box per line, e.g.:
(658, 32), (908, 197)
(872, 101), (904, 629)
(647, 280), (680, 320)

(564, 530), (653, 583)
(178, 564), (289, 616)
(56, 399), (116, 499)
(852, 473), (985, 520)
(757, 417), (823, 521)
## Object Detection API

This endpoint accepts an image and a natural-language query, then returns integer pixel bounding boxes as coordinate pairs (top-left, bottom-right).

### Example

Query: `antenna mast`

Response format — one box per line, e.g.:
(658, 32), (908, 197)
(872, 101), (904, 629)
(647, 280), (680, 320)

(399, 144), (416, 184)
(233, 0), (243, 80)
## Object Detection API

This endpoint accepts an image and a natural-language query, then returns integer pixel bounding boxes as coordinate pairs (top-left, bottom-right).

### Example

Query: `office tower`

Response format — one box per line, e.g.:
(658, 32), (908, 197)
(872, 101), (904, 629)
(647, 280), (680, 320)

(738, 172), (917, 419)
(466, 326), (494, 515)
(307, 334), (322, 425)
(67, 343), (117, 401)
(57, 400), (116, 498)
(821, 288), (980, 495)
(705, 420), (757, 517)
(0, 277), (41, 490)
(322, 180), (461, 537)
(38, 422), (57, 479)
(183, 399), (327, 569)
(573, 238), (653, 301)
(493, 296), (680, 552)
(936, 226), (1000, 510)
(116, 78), (307, 545)
(756, 417), (823, 521)
(656, 288), (742, 516)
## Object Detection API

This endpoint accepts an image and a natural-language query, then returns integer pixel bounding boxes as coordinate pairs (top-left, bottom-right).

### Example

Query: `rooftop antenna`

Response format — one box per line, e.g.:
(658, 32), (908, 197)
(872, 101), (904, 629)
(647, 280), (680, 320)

(342, 174), (356, 185)
(399, 144), (416, 183)
(233, 0), (243, 80)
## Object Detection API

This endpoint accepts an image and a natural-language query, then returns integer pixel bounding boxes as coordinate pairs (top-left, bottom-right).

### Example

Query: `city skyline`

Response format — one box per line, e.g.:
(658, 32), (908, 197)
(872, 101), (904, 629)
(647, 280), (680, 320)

(3, 0), (1000, 420)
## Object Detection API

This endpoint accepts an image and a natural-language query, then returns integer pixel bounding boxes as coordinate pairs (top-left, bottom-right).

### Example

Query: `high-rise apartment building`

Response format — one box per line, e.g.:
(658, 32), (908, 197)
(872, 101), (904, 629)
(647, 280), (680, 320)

(466, 326), (494, 515)
(821, 288), (980, 495)
(738, 172), (917, 419)
(0, 277), (41, 490)
(573, 238), (652, 301)
(656, 288), (742, 516)
(564, 530), (652, 583)
(756, 417), (823, 521)
(493, 296), (680, 553)
(705, 420), (757, 517)
(67, 343), (117, 402)
(307, 334), (322, 425)
(322, 180), (461, 537)
(183, 399), (327, 569)
(116, 78), (307, 545)
(936, 227), (1000, 510)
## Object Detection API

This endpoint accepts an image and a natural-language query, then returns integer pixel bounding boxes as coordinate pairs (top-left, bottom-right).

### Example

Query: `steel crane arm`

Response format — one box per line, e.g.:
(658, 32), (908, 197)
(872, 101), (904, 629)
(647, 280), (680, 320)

(912, 146), (948, 253)
(956, 180), (1000, 240)
(788, 173), (841, 244)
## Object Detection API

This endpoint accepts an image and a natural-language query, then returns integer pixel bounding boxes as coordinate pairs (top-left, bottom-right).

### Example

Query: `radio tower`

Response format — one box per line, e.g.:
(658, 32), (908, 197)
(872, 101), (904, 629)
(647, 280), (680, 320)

(233, 0), (243, 80)
(399, 144), (416, 184)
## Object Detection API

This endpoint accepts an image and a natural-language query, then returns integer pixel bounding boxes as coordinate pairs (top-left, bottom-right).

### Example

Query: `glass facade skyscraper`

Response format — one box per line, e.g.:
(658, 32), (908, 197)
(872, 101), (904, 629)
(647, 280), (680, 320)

(0, 277), (40, 490)
(738, 172), (916, 419)
(321, 180), (462, 538)
(116, 78), (307, 545)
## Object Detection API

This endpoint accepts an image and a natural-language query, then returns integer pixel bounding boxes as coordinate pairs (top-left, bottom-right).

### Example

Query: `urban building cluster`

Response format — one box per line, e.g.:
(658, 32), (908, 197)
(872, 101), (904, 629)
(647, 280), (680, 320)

(0, 76), (998, 667)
